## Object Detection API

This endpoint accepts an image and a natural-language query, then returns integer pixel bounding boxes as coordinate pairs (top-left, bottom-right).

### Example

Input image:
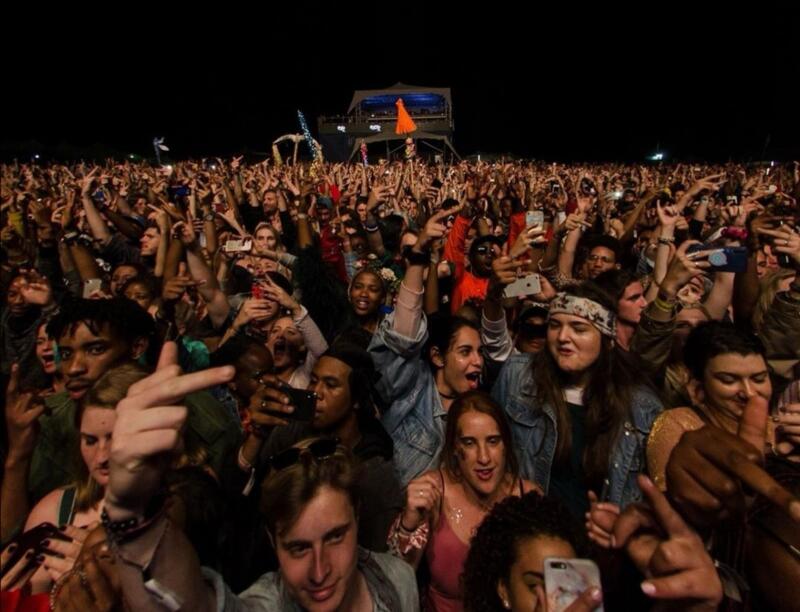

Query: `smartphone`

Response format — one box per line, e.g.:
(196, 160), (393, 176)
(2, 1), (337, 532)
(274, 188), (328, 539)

(687, 244), (748, 273)
(279, 386), (317, 422)
(83, 278), (102, 298)
(556, 211), (567, 226)
(705, 226), (726, 243)
(170, 185), (190, 197)
(544, 557), (604, 612)
(1, 522), (71, 580)
(223, 239), (253, 253)
(503, 274), (542, 299)
(251, 284), (264, 300)
(526, 210), (544, 228)
(777, 252), (793, 268)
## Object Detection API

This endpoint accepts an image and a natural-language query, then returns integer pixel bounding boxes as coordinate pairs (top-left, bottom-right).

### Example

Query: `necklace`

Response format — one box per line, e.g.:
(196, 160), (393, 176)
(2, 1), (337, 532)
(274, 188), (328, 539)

(447, 480), (506, 525)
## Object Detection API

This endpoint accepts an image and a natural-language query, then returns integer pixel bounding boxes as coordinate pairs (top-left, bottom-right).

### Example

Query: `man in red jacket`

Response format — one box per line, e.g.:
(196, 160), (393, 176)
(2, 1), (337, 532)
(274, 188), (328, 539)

(443, 201), (503, 313)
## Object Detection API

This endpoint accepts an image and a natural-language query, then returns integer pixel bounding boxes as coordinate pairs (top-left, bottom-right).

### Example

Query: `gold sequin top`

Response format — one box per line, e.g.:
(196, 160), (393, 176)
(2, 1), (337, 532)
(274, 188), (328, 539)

(646, 407), (705, 491)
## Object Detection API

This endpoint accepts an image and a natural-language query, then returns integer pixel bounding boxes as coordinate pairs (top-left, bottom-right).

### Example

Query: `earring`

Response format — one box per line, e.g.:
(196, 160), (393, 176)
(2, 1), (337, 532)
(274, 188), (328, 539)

(502, 600), (511, 609)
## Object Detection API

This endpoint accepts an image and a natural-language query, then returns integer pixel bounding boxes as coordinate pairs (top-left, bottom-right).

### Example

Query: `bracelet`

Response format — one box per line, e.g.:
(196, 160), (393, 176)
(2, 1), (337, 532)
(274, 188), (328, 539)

(101, 491), (167, 545)
(388, 516), (430, 556)
(656, 287), (678, 303)
(653, 296), (676, 313)
(364, 223), (380, 233)
(657, 237), (674, 245)
(60, 230), (79, 245)
(296, 213), (308, 219)
(50, 568), (74, 610)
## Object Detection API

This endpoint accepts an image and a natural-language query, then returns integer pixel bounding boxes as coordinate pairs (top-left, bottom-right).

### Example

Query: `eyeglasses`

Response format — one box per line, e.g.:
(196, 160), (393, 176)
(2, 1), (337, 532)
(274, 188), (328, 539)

(268, 438), (340, 472)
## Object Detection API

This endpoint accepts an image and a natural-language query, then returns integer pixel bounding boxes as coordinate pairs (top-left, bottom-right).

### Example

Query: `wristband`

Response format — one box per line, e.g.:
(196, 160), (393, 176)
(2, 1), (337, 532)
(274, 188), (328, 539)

(101, 491), (167, 545)
(405, 249), (431, 266)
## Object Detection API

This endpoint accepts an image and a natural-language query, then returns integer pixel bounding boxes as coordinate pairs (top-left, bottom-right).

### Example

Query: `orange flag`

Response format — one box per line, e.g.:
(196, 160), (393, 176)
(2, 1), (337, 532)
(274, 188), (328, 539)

(395, 98), (417, 135)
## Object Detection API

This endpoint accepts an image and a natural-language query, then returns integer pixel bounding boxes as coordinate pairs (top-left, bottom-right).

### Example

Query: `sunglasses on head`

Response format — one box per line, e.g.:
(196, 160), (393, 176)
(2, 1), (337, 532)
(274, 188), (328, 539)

(268, 438), (340, 472)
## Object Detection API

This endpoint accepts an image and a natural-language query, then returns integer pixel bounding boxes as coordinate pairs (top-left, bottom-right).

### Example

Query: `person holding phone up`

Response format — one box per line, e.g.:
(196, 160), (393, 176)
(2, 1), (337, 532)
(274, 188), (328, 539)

(232, 343), (404, 556)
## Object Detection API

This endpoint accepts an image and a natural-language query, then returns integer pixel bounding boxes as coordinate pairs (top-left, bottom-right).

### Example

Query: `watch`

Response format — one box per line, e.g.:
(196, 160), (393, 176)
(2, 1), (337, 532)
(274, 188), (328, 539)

(203, 212), (215, 222)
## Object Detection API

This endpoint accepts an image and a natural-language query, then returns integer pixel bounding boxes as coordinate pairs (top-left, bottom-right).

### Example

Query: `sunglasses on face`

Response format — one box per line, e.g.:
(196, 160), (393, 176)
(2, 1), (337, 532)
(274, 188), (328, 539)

(519, 322), (548, 339)
(268, 438), (340, 472)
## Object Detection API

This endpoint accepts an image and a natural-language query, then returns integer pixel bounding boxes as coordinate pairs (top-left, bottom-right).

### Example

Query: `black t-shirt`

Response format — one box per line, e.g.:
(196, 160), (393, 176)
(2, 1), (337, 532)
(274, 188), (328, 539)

(549, 401), (589, 520)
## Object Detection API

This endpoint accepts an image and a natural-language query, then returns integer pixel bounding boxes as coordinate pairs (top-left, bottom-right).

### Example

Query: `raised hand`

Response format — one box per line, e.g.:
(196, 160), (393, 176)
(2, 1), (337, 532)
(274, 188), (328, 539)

(105, 343), (235, 514)
(613, 475), (723, 610)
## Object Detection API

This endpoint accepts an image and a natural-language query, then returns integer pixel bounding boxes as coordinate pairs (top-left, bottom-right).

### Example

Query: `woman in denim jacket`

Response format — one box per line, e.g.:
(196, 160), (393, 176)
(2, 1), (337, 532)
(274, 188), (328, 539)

(369, 206), (485, 486)
(492, 282), (663, 517)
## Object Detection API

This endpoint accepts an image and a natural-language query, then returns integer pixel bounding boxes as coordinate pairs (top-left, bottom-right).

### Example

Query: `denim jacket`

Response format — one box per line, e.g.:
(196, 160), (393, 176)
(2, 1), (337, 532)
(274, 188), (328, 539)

(492, 354), (663, 508)
(368, 313), (446, 487)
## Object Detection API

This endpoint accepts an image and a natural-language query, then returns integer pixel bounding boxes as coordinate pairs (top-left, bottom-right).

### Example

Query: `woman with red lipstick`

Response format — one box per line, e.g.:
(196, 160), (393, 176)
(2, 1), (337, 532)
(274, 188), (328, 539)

(388, 391), (538, 612)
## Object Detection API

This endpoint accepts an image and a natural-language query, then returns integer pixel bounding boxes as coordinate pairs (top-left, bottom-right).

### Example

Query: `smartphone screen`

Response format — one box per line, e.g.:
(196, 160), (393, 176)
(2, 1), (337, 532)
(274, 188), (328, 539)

(526, 210), (544, 228)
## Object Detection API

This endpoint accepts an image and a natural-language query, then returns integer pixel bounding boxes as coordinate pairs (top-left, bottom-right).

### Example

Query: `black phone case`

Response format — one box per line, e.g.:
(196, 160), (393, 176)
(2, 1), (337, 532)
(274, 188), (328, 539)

(281, 387), (316, 422)
(1, 522), (71, 579)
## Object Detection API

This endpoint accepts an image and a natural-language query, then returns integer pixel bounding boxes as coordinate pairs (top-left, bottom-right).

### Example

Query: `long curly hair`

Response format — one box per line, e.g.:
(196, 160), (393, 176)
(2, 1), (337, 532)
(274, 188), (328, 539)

(462, 492), (587, 612)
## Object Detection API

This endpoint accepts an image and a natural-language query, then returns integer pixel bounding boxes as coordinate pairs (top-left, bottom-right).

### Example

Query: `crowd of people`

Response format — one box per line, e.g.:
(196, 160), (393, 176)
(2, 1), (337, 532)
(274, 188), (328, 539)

(1, 155), (798, 611)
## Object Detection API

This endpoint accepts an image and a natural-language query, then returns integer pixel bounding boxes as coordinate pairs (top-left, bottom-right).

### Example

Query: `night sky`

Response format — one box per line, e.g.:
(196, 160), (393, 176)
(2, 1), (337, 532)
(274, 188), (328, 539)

(2, 9), (797, 162)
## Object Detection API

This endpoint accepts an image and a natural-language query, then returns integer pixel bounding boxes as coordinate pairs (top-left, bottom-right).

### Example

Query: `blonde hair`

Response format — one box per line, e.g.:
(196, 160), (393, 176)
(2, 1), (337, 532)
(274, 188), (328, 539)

(254, 222), (285, 252)
(752, 269), (795, 332)
(74, 363), (209, 513)
(75, 364), (149, 512)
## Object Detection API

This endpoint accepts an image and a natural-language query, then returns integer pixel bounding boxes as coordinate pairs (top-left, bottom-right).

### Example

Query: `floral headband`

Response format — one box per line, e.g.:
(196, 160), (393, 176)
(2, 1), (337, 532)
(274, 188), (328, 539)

(352, 254), (401, 294)
(549, 293), (617, 338)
